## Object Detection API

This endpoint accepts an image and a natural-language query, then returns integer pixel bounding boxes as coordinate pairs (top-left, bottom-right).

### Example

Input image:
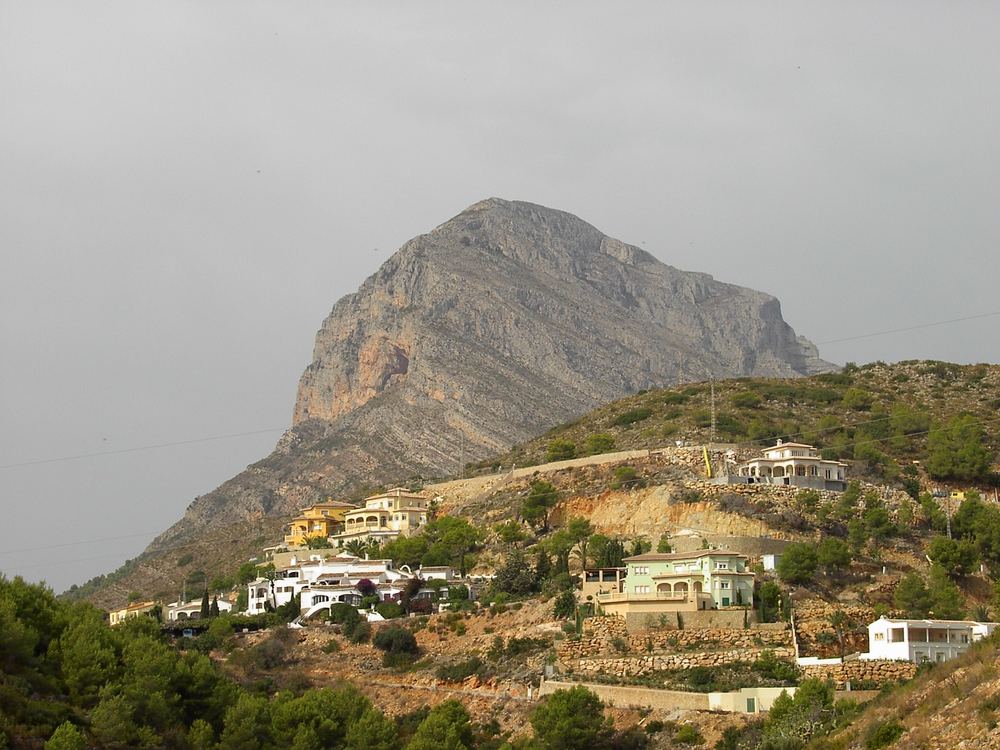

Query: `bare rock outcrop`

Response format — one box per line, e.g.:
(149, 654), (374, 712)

(131, 198), (832, 594)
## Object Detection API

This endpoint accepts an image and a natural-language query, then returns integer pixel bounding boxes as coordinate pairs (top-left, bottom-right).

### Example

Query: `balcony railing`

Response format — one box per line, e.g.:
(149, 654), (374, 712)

(597, 591), (691, 603)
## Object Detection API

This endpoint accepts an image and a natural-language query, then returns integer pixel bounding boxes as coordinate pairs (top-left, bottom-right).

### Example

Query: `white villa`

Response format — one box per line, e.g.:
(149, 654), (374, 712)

(731, 441), (848, 491)
(246, 553), (460, 618)
(166, 598), (233, 622)
(861, 616), (999, 664)
(332, 488), (434, 546)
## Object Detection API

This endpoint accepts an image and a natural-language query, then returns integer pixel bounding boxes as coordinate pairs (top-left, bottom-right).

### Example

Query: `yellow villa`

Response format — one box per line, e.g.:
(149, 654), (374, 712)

(283, 500), (357, 547)
(334, 487), (433, 545)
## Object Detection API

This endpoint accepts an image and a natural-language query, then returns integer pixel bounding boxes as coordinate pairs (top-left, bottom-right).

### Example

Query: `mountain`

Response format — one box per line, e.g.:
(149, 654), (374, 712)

(79, 198), (832, 603)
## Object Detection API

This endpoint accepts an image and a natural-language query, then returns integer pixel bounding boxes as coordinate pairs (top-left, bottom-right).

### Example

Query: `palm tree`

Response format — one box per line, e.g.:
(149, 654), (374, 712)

(344, 539), (369, 558)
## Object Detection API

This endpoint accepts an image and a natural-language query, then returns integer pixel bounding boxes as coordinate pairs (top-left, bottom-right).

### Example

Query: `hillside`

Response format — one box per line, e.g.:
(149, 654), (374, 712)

(74, 360), (1000, 607)
(812, 635), (1000, 748)
(76, 198), (830, 606)
(470, 360), (1000, 487)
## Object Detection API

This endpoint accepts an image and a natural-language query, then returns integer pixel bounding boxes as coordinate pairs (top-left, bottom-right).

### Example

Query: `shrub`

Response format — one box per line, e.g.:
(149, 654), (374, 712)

(546, 439), (576, 462)
(530, 686), (613, 750)
(375, 602), (405, 619)
(321, 638), (340, 654)
(644, 719), (665, 734)
(348, 621), (371, 644)
(612, 465), (642, 489)
(613, 408), (652, 426)
(731, 391), (762, 409)
(865, 720), (905, 749)
(842, 388), (874, 411)
(435, 657), (483, 682)
(373, 626), (418, 655)
(584, 433), (615, 455)
(776, 543), (818, 584)
(553, 590), (577, 619)
(673, 724), (703, 745)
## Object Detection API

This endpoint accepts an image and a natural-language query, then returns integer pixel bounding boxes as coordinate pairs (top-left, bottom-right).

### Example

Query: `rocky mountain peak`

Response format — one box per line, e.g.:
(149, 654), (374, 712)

(145, 198), (832, 572)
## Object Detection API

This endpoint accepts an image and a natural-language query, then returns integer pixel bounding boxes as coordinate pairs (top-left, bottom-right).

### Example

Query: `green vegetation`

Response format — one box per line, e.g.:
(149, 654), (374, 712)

(546, 439), (576, 461)
(0, 574), (403, 749)
(471, 361), (1000, 488)
(521, 480), (559, 532)
(379, 515), (481, 574)
(612, 408), (652, 426)
(530, 685), (613, 750)
(776, 543), (818, 584)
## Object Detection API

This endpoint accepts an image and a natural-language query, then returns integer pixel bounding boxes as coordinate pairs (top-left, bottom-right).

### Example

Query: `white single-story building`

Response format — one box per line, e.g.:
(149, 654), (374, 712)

(709, 686), (796, 714)
(861, 616), (999, 664)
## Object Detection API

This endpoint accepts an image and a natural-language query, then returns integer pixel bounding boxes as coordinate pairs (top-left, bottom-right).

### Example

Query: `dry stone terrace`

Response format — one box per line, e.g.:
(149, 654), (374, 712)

(801, 659), (917, 688)
(565, 648), (797, 677)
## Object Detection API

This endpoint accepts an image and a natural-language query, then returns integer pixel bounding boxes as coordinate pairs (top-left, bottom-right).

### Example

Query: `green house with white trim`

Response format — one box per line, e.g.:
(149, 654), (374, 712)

(597, 549), (754, 620)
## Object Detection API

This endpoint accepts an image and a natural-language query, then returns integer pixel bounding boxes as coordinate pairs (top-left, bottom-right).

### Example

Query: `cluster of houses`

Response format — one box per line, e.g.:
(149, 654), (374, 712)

(281, 487), (433, 548)
(107, 487), (472, 627)
(107, 445), (998, 672)
(247, 549), (468, 619)
(583, 548), (999, 666)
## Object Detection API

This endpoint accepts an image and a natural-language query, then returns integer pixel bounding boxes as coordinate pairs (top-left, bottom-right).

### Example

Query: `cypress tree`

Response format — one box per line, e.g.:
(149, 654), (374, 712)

(200, 590), (210, 619)
(210, 596), (220, 618)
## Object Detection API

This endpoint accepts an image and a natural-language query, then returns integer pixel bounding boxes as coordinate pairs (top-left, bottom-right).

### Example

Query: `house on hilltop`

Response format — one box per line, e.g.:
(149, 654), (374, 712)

(729, 440), (848, 491)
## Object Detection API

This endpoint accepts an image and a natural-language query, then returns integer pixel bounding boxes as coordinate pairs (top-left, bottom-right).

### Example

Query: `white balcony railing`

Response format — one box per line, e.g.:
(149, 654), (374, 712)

(596, 591), (691, 603)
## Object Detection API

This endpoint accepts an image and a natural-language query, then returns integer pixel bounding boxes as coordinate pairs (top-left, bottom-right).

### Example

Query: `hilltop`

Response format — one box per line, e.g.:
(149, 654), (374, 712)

(470, 359), (1000, 487)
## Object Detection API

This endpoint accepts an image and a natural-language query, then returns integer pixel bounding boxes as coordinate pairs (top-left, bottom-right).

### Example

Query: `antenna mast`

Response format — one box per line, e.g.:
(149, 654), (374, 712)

(710, 375), (717, 444)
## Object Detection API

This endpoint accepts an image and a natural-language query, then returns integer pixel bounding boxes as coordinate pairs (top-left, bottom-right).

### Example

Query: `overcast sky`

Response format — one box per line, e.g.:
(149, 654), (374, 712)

(3, 2), (999, 593)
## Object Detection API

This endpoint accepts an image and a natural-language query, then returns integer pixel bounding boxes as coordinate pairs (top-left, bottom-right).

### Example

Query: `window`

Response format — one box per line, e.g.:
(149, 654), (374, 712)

(634, 585), (650, 594)
(720, 581), (730, 590)
(716, 562), (729, 570)
(825, 469), (832, 479)
(633, 565), (649, 575)
(746, 698), (756, 713)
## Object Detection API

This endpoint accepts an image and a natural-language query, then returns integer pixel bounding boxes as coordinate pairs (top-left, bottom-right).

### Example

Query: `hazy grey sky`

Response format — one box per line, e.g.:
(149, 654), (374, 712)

(3, 2), (999, 593)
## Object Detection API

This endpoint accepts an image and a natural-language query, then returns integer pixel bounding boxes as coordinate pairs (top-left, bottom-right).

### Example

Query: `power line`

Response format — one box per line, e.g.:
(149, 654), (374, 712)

(0, 530), (163, 558)
(2, 309), (998, 472)
(0, 427), (286, 470)
(817, 310), (1000, 346)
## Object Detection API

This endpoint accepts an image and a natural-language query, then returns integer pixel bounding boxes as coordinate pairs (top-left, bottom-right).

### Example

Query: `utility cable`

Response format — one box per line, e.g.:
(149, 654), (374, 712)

(0, 427), (286, 470)
(816, 310), (1000, 346)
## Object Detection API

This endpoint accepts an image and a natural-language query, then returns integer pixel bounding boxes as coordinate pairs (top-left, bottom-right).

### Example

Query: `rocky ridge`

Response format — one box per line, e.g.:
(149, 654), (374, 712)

(88, 198), (829, 603)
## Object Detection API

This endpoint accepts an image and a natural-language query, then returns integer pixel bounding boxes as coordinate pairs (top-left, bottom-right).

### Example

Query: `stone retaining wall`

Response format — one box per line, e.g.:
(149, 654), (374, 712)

(567, 647), (796, 677)
(561, 616), (792, 660)
(538, 679), (711, 710)
(802, 659), (916, 688)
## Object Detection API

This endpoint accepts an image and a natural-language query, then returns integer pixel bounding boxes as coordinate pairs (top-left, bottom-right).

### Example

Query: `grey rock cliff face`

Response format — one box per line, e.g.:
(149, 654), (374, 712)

(149, 198), (831, 553)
